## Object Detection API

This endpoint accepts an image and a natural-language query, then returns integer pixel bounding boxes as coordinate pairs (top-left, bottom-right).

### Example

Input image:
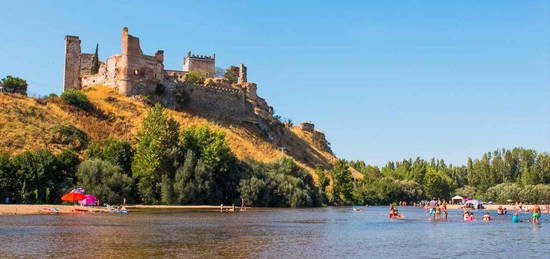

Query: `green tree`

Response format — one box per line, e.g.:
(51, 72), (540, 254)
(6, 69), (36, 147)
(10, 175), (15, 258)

(91, 44), (99, 74)
(87, 138), (134, 173)
(0, 154), (14, 202)
(1, 76), (27, 95)
(132, 104), (180, 204)
(77, 159), (134, 204)
(330, 159), (353, 204)
(10, 150), (72, 204)
(424, 167), (452, 200)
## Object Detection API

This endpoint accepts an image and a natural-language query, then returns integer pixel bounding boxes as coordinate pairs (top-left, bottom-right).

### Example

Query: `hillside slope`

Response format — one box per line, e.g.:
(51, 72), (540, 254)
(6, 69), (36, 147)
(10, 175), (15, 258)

(0, 86), (336, 172)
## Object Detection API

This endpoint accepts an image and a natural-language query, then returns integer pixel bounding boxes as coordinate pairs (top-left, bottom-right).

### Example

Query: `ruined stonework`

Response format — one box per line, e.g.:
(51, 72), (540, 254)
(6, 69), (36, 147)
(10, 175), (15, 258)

(63, 27), (272, 122)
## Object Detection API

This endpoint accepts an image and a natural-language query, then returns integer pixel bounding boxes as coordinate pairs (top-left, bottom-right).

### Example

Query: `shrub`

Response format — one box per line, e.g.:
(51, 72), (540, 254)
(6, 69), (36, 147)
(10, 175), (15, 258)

(61, 90), (92, 111)
(155, 83), (165, 95)
(224, 67), (238, 84)
(175, 84), (190, 107)
(1, 76), (27, 95)
(51, 125), (89, 151)
(77, 159), (135, 204)
(185, 72), (205, 85)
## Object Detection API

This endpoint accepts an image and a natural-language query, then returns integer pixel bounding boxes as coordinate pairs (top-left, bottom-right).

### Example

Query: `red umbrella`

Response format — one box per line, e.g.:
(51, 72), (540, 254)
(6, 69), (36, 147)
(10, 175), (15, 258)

(61, 192), (85, 203)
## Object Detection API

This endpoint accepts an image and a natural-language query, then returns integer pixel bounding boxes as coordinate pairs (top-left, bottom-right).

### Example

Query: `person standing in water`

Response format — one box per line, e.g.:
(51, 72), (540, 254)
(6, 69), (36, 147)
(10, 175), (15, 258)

(512, 211), (520, 223)
(532, 205), (541, 224)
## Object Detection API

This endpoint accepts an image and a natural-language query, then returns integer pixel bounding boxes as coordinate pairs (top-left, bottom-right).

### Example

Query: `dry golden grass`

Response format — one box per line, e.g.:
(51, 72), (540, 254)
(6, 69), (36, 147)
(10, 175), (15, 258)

(0, 86), (336, 172)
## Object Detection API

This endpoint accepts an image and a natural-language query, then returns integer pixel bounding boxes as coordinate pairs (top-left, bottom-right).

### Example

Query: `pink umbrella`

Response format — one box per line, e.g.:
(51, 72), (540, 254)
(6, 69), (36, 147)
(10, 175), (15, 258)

(78, 194), (98, 206)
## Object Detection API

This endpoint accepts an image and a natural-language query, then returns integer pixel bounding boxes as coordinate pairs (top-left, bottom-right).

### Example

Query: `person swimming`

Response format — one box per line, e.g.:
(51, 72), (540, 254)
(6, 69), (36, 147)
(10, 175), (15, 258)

(483, 212), (492, 222)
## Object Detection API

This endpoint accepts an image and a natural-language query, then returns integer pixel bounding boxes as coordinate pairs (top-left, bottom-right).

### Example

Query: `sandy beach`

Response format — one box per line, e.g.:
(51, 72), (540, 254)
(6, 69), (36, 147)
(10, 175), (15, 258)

(0, 204), (110, 215)
(0, 204), (247, 215)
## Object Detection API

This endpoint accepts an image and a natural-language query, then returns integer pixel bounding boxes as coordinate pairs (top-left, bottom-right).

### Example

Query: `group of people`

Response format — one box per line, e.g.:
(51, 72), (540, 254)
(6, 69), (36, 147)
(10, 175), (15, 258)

(388, 199), (543, 224)
(426, 199), (448, 220)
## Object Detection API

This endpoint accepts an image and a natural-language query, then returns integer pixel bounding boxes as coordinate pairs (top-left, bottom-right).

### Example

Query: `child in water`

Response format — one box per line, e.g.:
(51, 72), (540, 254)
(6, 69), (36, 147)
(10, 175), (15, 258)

(483, 212), (492, 222)
(463, 211), (474, 221)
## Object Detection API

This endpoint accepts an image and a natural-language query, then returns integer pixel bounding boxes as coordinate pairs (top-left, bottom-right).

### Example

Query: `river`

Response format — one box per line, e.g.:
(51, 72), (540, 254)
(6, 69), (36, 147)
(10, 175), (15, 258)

(0, 206), (547, 258)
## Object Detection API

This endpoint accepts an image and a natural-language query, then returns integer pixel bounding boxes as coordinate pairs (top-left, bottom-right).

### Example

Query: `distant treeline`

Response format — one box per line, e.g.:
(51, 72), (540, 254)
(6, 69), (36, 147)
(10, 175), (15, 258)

(317, 148), (550, 205)
(0, 96), (548, 206)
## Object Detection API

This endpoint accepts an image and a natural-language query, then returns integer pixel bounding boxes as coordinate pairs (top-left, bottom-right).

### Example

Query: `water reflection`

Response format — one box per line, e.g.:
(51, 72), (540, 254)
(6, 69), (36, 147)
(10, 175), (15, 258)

(0, 207), (548, 258)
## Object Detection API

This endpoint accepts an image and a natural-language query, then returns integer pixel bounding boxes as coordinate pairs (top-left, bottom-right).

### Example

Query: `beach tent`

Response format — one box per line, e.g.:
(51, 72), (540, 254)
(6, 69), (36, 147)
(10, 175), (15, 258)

(464, 199), (482, 209)
(78, 194), (97, 206)
(451, 195), (464, 204)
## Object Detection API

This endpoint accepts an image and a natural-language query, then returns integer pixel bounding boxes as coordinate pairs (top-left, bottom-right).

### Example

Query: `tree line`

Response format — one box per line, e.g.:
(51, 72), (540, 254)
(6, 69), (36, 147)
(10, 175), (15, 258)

(316, 148), (549, 205)
(0, 103), (320, 207)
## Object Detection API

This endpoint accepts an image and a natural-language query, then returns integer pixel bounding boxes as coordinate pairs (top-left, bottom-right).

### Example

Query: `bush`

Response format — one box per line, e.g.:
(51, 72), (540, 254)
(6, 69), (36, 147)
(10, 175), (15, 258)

(185, 72), (205, 85)
(1, 76), (27, 95)
(51, 125), (89, 151)
(155, 83), (165, 95)
(61, 90), (92, 111)
(175, 84), (190, 107)
(77, 159), (135, 204)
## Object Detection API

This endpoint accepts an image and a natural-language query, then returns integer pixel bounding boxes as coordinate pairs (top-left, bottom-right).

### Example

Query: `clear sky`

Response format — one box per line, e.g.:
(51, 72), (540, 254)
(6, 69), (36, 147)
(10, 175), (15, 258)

(1, 1), (549, 166)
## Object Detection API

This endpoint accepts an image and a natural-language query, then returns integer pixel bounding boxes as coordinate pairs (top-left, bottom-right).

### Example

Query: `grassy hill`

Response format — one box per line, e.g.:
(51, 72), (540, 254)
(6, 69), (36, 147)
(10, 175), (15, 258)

(0, 86), (336, 173)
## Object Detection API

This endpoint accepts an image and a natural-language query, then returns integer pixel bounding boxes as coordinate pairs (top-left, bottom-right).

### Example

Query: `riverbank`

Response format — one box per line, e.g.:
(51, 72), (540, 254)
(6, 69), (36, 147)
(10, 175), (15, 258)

(0, 204), (248, 215)
(0, 204), (110, 215)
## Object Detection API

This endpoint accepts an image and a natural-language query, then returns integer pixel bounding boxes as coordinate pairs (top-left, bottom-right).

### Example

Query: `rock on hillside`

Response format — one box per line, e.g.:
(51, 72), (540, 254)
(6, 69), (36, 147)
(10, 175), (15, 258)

(0, 86), (336, 172)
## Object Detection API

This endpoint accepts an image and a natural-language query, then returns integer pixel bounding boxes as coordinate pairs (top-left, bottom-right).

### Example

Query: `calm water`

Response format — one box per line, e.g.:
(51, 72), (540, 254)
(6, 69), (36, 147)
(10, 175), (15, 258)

(0, 206), (548, 258)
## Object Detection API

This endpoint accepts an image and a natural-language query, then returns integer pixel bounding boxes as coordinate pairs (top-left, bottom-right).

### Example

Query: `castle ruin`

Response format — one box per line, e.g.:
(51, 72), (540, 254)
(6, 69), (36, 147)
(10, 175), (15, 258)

(64, 27), (270, 122)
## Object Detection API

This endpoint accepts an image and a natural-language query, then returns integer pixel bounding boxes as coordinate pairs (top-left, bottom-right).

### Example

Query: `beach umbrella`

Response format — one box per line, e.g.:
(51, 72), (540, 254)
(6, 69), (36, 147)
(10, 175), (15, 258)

(78, 194), (98, 206)
(61, 192), (85, 203)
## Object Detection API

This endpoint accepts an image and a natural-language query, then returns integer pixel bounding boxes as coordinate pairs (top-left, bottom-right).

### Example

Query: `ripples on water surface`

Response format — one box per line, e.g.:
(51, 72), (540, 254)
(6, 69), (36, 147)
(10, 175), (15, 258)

(0, 207), (548, 258)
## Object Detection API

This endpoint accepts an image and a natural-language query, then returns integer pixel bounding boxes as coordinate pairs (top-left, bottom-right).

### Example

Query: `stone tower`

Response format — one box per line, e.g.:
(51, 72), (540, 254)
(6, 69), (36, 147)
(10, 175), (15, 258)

(183, 52), (216, 77)
(64, 36), (82, 91)
(238, 64), (247, 83)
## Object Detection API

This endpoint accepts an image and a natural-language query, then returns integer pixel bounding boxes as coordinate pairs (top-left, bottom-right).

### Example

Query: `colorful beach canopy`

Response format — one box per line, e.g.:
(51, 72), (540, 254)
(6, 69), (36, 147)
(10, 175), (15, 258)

(61, 192), (86, 203)
(78, 194), (98, 206)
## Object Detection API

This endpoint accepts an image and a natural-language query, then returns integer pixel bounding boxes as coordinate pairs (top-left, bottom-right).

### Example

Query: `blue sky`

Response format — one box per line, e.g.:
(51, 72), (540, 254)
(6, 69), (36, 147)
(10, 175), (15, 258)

(1, 1), (549, 165)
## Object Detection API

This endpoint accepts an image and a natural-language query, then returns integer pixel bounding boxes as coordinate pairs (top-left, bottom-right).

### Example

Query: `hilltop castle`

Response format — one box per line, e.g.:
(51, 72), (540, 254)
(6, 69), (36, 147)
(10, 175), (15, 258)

(64, 27), (271, 122)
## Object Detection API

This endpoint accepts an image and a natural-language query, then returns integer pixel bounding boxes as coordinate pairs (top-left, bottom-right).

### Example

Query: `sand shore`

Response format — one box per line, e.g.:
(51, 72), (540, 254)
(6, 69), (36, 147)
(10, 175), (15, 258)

(0, 204), (247, 215)
(0, 204), (110, 215)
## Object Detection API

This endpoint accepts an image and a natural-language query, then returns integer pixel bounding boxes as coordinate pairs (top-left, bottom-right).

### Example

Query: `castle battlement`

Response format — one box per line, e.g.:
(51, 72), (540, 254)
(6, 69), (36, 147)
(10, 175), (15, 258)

(63, 27), (271, 122)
